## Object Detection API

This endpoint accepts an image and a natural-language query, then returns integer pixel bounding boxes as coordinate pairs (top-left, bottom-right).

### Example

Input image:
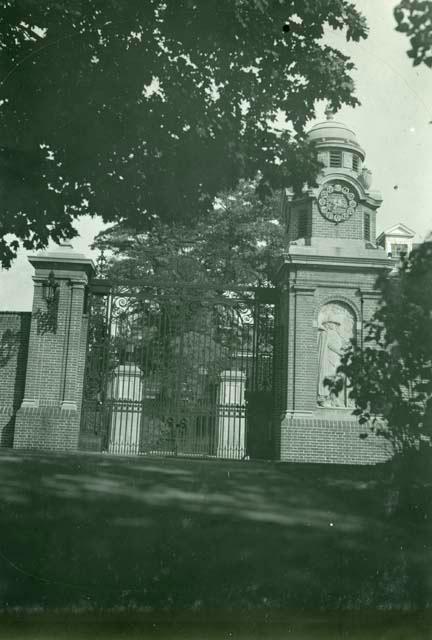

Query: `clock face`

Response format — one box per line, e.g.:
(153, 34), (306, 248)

(318, 182), (358, 223)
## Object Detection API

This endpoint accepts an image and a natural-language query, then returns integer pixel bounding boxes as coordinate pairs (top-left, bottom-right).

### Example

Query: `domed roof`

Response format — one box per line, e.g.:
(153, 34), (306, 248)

(307, 107), (358, 144)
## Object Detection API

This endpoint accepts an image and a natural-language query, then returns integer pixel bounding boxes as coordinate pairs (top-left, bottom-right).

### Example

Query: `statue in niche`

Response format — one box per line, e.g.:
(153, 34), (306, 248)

(317, 302), (355, 408)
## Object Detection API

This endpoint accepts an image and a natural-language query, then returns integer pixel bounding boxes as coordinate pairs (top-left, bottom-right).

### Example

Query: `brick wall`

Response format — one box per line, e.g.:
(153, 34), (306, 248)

(311, 200), (377, 241)
(280, 415), (392, 464)
(0, 313), (31, 447)
(279, 265), (380, 412)
(290, 199), (377, 244)
(291, 288), (317, 411)
(14, 405), (80, 450)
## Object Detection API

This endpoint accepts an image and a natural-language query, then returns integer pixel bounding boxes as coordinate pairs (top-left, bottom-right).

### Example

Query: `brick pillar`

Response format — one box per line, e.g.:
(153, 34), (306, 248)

(60, 278), (88, 411)
(274, 251), (393, 464)
(13, 244), (95, 451)
(291, 286), (316, 412)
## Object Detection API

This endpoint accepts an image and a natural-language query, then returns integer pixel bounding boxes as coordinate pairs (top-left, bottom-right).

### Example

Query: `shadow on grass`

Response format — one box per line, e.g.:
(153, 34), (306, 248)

(0, 450), (430, 614)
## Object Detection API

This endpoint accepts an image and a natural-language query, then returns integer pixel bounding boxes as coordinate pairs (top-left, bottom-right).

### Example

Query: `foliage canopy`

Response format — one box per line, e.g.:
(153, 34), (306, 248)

(394, 0), (432, 68)
(93, 178), (286, 288)
(331, 241), (432, 454)
(0, 0), (367, 267)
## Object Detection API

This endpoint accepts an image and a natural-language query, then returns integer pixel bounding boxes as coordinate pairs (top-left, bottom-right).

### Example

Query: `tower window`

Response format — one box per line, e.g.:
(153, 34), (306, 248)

(353, 155), (360, 172)
(329, 150), (342, 167)
(364, 213), (370, 241)
(298, 210), (308, 238)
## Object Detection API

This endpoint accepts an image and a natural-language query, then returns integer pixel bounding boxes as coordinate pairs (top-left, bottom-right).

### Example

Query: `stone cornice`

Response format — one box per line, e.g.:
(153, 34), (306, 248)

(357, 289), (382, 299)
(302, 282), (361, 290)
(302, 173), (383, 208)
(277, 252), (394, 274)
(363, 192), (383, 209)
(68, 278), (87, 288)
(292, 285), (316, 296)
(28, 254), (96, 278)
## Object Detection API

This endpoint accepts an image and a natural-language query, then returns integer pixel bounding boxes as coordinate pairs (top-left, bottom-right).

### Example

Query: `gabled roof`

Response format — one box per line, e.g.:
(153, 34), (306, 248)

(376, 223), (416, 243)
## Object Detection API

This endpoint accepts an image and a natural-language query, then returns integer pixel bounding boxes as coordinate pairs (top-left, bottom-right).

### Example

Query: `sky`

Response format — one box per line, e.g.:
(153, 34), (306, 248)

(1, 0), (431, 311)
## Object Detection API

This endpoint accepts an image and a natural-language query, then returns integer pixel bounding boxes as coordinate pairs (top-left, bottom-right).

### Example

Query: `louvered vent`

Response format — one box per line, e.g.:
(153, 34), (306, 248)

(329, 150), (342, 167)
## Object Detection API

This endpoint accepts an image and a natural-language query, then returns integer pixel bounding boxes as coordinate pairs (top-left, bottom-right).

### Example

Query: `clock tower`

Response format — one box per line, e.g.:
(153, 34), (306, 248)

(286, 107), (383, 248)
(274, 109), (394, 464)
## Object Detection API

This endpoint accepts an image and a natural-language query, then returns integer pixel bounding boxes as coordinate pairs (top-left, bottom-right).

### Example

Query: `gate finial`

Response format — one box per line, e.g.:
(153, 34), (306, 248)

(96, 250), (108, 277)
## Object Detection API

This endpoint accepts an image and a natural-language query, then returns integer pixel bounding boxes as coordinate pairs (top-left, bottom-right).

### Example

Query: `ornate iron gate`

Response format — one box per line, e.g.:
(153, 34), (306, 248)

(80, 280), (276, 459)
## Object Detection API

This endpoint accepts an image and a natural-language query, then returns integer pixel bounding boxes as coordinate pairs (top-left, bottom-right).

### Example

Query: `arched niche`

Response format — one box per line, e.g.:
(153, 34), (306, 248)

(317, 301), (356, 408)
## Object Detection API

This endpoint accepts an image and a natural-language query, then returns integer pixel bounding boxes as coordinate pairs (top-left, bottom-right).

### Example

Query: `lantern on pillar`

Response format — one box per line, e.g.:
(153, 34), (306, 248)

(43, 270), (59, 314)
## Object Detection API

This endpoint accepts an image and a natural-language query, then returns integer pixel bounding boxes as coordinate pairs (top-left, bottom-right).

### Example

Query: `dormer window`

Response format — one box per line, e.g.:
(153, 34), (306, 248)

(329, 150), (342, 167)
(377, 225), (416, 256)
(391, 243), (408, 257)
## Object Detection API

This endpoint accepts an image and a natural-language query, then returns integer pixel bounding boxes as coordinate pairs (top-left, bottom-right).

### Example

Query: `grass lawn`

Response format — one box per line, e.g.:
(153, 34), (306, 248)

(0, 449), (431, 638)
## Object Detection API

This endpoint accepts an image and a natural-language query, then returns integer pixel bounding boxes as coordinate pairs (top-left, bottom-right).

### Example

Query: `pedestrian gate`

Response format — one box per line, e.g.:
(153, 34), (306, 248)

(80, 280), (276, 459)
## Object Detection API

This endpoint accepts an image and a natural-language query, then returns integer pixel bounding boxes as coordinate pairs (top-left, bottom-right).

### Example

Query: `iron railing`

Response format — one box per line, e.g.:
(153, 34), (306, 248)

(80, 280), (276, 459)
